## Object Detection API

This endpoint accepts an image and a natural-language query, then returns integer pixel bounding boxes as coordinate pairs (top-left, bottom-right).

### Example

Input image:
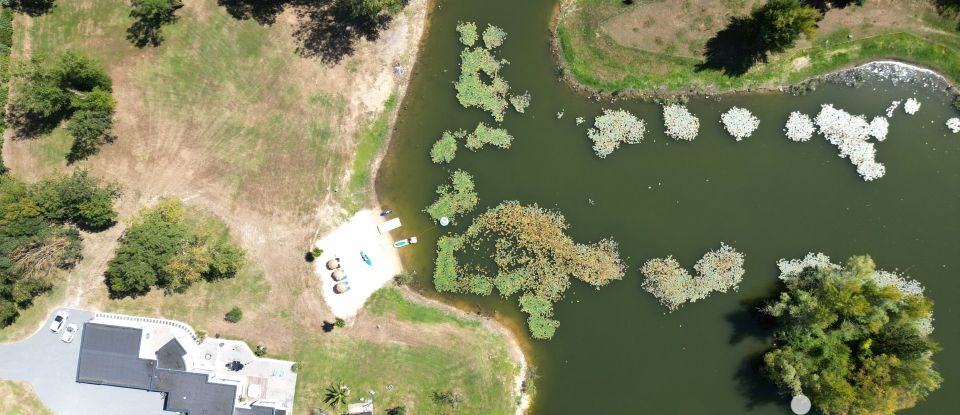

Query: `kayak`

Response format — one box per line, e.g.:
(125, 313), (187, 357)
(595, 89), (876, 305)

(360, 251), (372, 266)
(393, 237), (418, 248)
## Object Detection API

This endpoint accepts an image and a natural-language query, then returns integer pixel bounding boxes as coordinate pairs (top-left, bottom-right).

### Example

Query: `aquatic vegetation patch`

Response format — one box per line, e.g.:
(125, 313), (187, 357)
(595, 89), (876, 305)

(947, 117), (960, 133)
(867, 116), (890, 141)
(465, 122), (513, 150)
(509, 91), (531, 113)
(430, 129), (465, 164)
(763, 255), (940, 415)
(720, 107), (760, 141)
(886, 100), (901, 117)
(482, 24), (507, 49)
(424, 170), (479, 221)
(432, 201), (625, 339)
(814, 104), (886, 181)
(454, 24), (511, 122)
(575, 116), (585, 125)
(662, 104), (699, 141)
(640, 243), (745, 311)
(588, 108), (646, 158)
(456, 21), (478, 47)
(784, 111), (815, 142)
(904, 97), (921, 115)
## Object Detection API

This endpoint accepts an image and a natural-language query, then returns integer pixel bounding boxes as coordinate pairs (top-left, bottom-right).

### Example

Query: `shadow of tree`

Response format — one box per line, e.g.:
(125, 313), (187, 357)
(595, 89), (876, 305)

(696, 16), (766, 76)
(8, 0), (56, 17)
(735, 351), (788, 411)
(725, 296), (775, 345)
(217, 0), (395, 64)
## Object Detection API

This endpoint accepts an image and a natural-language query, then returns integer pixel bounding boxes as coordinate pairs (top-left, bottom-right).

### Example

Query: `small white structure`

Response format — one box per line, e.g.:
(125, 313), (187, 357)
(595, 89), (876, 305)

(376, 217), (402, 234)
(791, 395), (812, 415)
(347, 401), (374, 415)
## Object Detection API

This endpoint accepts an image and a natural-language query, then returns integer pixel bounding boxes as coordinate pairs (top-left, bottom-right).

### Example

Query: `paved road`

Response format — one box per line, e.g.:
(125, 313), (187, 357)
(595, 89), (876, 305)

(0, 308), (169, 415)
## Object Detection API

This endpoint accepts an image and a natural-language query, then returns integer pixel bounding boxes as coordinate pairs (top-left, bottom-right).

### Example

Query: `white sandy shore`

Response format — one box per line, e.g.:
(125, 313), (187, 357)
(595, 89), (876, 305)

(313, 210), (406, 318)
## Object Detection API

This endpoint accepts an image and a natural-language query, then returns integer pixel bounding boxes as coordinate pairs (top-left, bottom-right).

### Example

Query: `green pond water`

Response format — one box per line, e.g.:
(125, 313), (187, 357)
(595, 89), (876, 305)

(376, 1), (960, 413)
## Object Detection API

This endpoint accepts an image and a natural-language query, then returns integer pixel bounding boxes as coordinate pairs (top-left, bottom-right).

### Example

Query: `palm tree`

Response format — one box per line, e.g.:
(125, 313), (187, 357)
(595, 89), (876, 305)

(323, 382), (350, 409)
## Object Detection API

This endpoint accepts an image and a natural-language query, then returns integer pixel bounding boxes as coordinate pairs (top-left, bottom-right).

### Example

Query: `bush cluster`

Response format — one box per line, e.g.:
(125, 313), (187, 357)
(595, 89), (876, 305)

(0, 171), (119, 326)
(105, 198), (245, 297)
(10, 51), (116, 162)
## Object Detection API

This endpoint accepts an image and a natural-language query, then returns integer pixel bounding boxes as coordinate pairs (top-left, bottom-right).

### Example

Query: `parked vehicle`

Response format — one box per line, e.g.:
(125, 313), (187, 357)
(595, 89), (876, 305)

(49, 311), (69, 333)
(61, 324), (79, 343)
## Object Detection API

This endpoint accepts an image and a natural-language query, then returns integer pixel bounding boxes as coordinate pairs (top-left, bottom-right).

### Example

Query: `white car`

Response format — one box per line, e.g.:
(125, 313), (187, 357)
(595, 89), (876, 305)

(49, 311), (69, 333)
(61, 324), (79, 343)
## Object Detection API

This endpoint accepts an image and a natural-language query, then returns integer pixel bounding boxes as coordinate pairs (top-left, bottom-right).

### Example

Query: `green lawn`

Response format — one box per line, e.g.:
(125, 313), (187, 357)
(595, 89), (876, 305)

(557, 0), (960, 95)
(292, 288), (519, 415)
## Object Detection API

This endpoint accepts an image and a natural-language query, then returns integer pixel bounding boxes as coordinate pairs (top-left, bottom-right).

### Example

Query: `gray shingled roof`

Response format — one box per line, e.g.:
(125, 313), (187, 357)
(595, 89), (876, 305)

(76, 323), (156, 389)
(153, 369), (237, 415)
(156, 338), (187, 371)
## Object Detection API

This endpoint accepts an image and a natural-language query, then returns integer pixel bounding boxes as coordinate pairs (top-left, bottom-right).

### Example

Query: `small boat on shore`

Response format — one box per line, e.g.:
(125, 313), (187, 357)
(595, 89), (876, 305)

(393, 237), (418, 248)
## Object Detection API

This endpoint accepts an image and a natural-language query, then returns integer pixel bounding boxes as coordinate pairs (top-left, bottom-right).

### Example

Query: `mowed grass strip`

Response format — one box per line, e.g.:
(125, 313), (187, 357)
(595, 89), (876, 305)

(557, 0), (960, 94)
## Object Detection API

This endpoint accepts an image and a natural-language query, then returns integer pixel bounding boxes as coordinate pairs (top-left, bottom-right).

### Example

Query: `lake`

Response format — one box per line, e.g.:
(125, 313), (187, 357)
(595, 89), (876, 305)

(376, 0), (960, 413)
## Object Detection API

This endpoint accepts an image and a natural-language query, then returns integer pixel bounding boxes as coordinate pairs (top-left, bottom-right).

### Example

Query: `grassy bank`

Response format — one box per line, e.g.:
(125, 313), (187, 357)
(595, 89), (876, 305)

(556, 0), (960, 95)
(292, 287), (520, 415)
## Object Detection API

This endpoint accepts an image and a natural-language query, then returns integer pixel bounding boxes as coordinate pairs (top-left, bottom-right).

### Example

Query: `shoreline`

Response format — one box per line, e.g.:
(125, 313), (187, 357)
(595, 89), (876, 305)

(397, 287), (532, 415)
(363, 1), (534, 413)
(550, 0), (960, 102)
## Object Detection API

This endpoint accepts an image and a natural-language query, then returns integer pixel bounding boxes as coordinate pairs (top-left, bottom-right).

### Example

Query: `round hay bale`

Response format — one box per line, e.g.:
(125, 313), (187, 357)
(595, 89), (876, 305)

(331, 270), (345, 281)
(325, 258), (340, 270)
(791, 395), (811, 415)
(334, 282), (347, 294)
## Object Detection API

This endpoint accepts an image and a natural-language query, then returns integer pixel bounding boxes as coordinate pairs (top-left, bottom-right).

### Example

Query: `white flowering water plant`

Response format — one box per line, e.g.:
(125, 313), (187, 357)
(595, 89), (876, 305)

(885, 100), (901, 118)
(814, 104), (886, 181)
(662, 104), (700, 141)
(904, 97), (921, 115)
(587, 109), (646, 158)
(720, 107), (760, 141)
(947, 118), (960, 133)
(784, 111), (815, 142)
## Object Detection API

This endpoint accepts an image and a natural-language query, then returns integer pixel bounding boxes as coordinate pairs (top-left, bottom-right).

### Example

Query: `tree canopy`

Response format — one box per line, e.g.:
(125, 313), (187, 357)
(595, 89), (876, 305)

(753, 0), (822, 53)
(105, 198), (244, 297)
(0, 171), (118, 326)
(10, 51), (116, 162)
(762, 255), (941, 415)
(127, 0), (184, 48)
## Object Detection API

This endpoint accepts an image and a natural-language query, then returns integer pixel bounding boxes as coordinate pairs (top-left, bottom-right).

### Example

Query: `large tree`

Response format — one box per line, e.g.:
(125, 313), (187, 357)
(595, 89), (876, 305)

(127, 0), (184, 48)
(753, 0), (822, 53)
(762, 255), (941, 415)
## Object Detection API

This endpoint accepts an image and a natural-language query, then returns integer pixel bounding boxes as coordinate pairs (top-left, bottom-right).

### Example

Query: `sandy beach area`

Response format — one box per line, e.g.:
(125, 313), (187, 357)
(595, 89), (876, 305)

(313, 210), (408, 318)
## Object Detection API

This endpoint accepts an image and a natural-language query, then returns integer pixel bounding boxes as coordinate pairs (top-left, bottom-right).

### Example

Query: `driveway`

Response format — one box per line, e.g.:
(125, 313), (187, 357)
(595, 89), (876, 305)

(0, 308), (169, 415)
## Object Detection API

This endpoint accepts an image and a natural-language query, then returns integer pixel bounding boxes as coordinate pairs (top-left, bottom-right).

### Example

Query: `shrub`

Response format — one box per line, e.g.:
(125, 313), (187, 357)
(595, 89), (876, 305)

(393, 273), (414, 285)
(387, 406), (407, 415)
(254, 344), (267, 357)
(225, 306), (243, 323)
(753, 0), (821, 53)
(105, 198), (245, 296)
(334, 317), (346, 328)
(31, 169), (120, 231)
